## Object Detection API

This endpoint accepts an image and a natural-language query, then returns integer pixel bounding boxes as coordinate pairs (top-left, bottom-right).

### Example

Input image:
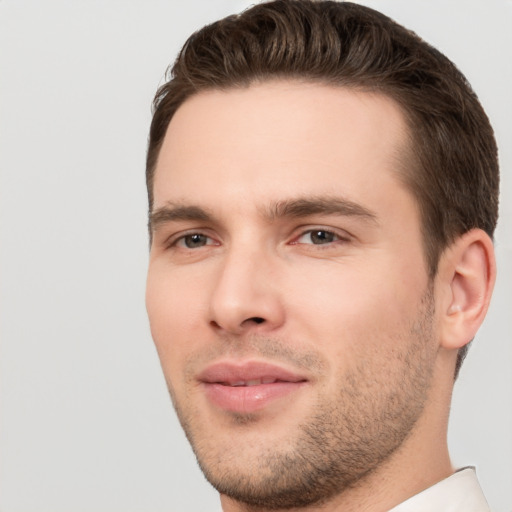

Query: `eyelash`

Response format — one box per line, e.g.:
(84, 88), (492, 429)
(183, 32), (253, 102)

(291, 228), (350, 246)
(167, 232), (218, 250)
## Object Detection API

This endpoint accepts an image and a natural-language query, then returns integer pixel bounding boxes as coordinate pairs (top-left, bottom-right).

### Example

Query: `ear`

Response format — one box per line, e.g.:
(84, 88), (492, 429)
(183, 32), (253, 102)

(437, 229), (496, 350)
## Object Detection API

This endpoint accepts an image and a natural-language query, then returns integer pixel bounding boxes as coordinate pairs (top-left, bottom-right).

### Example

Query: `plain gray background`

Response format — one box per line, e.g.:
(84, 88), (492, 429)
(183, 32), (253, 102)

(1, 1), (511, 511)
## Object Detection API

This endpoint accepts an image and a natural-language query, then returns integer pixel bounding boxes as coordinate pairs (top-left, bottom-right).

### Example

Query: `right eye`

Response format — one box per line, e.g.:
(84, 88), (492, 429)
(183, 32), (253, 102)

(174, 233), (215, 249)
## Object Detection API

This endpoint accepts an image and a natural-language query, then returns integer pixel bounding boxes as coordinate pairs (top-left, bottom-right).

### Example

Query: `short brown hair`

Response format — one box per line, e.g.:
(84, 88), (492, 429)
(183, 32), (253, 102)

(146, 0), (499, 375)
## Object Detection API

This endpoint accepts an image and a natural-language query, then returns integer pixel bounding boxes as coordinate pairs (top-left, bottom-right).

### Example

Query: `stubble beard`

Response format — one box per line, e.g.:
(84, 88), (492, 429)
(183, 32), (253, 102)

(167, 289), (438, 510)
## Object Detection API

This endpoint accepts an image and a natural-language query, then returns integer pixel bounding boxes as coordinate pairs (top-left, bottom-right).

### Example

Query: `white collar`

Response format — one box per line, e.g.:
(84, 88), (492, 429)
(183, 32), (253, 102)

(388, 468), (490, 512)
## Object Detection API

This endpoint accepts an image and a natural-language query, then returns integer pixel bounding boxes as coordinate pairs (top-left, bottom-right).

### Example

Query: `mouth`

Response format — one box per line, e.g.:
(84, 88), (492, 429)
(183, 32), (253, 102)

(227, 378), (289, 386)
(197, 361), (308, 414)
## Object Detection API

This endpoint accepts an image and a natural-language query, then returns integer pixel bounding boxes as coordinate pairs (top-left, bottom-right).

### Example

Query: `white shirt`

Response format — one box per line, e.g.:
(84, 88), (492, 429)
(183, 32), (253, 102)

(389, 468), (490, 512)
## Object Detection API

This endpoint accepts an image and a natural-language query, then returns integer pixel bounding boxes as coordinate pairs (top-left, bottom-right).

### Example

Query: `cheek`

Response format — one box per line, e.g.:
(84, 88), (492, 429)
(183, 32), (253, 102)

(146, 265), (208, 372)
(286, 258), (427, 362)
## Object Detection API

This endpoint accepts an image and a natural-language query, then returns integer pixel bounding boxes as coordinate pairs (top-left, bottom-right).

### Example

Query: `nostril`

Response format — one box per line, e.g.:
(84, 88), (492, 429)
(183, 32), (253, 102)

(210, 317), (265, 331)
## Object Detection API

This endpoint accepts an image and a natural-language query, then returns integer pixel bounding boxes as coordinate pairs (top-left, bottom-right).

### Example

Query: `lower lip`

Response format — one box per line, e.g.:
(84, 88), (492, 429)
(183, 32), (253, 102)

(202, 381), (306, 414)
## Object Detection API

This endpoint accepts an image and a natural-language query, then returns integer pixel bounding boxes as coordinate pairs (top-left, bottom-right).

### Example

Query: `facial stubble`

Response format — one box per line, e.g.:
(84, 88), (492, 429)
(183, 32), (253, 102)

(166, 289), (438, 510)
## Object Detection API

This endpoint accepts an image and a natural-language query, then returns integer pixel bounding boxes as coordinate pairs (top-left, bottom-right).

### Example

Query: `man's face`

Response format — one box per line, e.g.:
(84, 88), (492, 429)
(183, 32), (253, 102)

(146, 81), (440, 509)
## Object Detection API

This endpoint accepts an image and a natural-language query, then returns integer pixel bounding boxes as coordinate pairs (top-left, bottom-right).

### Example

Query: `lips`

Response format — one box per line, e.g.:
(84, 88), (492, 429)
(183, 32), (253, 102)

(198, 361), (308, 414)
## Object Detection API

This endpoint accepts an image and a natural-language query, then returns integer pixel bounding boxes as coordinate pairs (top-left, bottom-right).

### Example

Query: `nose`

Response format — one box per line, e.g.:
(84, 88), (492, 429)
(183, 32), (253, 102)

(208, 247), (285, 335)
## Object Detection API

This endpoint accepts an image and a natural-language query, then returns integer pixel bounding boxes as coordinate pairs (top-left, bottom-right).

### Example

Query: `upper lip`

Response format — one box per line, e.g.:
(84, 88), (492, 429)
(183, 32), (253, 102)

(197, 360), (308, 386)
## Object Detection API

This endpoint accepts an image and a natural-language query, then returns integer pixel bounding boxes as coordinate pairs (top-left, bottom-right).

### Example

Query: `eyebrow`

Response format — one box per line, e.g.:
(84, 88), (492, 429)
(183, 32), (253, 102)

(264, 196), (378, 224)
(149, 203), (212, 232)
(149, 196), (377, 233)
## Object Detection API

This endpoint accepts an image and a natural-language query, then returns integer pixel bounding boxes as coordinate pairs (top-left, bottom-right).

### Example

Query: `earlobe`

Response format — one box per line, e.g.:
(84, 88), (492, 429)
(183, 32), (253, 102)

(438, 229), (496, 350)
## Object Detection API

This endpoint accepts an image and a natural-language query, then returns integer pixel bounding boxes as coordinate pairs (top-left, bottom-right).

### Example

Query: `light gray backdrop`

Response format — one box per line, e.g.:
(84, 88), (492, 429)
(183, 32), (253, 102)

(1, 1), (510, 511)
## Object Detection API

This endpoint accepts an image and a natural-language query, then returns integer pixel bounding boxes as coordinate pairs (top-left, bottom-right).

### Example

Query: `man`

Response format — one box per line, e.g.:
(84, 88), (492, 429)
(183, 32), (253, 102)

(145, 1), (499, 510)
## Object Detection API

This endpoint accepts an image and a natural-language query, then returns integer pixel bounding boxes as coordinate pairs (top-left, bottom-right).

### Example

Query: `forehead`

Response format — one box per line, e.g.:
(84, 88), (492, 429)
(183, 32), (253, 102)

(153, 81), (411, 213)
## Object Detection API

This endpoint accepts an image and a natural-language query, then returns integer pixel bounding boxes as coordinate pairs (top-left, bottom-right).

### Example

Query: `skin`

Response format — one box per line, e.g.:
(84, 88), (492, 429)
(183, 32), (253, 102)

(146, 81), (495, 512)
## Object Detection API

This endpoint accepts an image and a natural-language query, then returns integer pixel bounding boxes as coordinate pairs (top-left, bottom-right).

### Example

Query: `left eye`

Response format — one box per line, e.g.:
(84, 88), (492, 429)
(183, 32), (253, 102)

(296, 230), (341, 245)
